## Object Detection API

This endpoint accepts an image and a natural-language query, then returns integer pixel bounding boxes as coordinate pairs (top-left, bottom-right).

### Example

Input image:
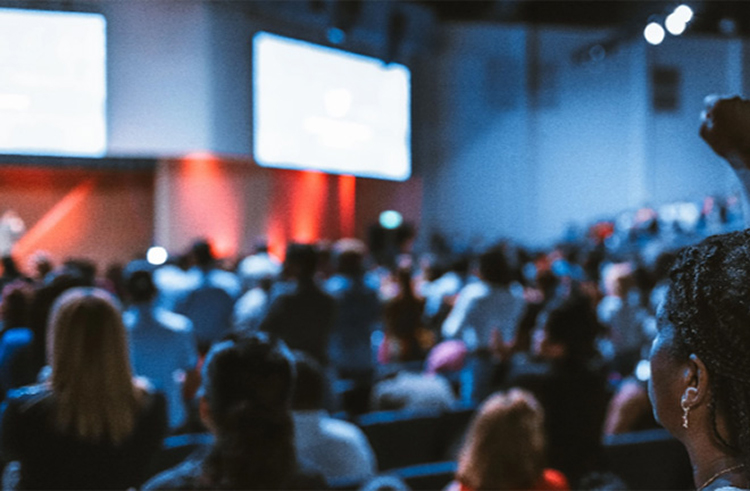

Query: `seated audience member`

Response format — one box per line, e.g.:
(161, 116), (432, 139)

(504, 294), (609, 485)
(325, 239), (382, 383)
(260, 243), (336, 367)
(122, 262), (199, 430)
(142, 333), (325, 490)
(292, 351), (377, 484)
(443, 246), (526, 404)
(449, 389), (568, 491)
(174, 239), (240, 353)
(381, 264), (426, 364)
(597, 263), (652, 376)
(370, 361), (457, 412)
(0, 281), (36, 400)
(0, 288), (167, 489)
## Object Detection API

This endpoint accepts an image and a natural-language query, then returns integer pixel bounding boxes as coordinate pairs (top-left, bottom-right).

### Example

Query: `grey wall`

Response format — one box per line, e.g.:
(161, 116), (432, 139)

(96, 2), (749, 246)
(419, 23), (749, 247)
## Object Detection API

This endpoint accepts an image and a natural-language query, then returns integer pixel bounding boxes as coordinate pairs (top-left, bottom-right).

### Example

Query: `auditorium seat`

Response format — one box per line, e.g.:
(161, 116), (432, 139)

(389, 460), (457, 490)
(603, 428), (693, 490)
(148, 433), (214, 478)
(356, 408), (443, 471)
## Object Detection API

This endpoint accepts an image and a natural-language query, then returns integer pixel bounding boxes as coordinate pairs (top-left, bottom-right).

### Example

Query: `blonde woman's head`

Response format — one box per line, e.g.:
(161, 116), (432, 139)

(457, 389), (546, 490)
(48, 287), (140, 444)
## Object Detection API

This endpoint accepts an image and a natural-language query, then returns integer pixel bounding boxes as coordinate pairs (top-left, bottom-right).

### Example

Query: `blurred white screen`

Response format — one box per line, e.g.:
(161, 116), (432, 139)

(253, 31), (411, 181)
(0, 8), (106, 157)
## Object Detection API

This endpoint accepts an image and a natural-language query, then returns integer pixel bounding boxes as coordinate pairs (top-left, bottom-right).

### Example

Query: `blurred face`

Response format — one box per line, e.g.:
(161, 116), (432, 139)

(648, 320), (685, 434)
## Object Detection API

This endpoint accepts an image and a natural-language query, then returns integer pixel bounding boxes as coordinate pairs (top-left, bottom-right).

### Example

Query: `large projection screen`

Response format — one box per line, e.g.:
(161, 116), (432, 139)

(253, 31), (411, 181)
(0, 8), (107, 157)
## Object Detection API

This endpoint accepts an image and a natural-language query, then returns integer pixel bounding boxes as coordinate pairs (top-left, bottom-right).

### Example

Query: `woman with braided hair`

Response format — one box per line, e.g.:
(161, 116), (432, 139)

(647, 95), (750, 491)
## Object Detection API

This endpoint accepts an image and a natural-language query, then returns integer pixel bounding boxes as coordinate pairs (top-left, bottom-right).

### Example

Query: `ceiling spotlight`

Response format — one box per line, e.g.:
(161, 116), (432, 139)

(673, 4), (694, 24)
(644, 22), (666, 45)
(146, 246), (168, 266)
(665, 12), (687, 35)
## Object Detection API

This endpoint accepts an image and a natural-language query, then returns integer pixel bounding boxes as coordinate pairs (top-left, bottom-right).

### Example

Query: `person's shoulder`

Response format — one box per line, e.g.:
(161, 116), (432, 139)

(459, 281), (487, 298)
(5, 384), (51, 405)
(154, 308), (194, 333)
(319, 415), (368, 442)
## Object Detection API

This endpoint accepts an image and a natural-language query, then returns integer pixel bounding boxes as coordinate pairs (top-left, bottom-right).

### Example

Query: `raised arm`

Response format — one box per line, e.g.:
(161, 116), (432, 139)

(700, 95), (750, 227)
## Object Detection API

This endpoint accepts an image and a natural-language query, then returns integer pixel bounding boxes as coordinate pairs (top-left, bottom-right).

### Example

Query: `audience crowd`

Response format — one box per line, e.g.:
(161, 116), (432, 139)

(0, 95), (749, 490)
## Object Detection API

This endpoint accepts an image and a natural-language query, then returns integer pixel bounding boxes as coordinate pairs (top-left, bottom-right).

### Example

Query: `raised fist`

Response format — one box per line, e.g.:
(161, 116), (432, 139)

(700, 95), (750, 169)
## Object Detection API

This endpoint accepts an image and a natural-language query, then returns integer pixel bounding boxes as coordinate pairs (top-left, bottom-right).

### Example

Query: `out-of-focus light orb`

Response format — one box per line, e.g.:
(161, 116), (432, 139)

(147, 246), (168, 266)
(665, 12), (687, 35)
(673, 4), (694, 24)
(636, 359), (652, 382)
(644, 22), (666, 45)
(379, 210), (403, 230)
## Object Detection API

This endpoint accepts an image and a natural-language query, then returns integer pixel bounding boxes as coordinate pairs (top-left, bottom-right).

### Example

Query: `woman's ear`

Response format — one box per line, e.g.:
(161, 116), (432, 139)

(682, 353), (710, 408)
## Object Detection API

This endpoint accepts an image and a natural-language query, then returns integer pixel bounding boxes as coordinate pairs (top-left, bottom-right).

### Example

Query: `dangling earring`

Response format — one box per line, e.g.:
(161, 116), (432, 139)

(682, 399), (690, 429)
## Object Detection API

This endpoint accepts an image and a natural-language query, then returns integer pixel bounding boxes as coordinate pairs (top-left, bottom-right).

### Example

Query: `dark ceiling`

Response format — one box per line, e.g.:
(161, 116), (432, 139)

(416, 1), (750, 36)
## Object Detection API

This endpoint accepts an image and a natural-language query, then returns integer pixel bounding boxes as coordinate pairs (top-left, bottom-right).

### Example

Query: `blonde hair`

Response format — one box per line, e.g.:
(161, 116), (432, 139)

(457, 389), (546, 490)
(47, 287), (142, 445)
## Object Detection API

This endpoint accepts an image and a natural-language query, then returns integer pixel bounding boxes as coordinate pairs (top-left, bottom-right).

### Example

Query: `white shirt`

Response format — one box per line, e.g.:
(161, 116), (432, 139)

(232, 287), (270, 333)
(293, 410), (377, 483)
(441, 282), (526, 351)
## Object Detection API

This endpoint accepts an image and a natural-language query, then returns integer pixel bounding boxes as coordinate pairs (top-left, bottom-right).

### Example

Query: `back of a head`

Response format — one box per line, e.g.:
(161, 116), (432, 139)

(124, 264), (157, 304)
(192, 239), (215, 268)
(290, 350), (325, 411)
(48, 287), (138, 444)
(1, 255), (20, 278)
(1, 280), (34, 330)
(544, 294), (601, 365)
(333, 238), (367, 278)
(664, 230), (750, 473)
(479, 246), (511, 286)
(284, 243), (317, 280)
(458, 389), (545, 490)
(202, 333), (297, 489)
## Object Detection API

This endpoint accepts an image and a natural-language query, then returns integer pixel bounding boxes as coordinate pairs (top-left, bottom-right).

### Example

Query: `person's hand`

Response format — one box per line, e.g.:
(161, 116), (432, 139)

(700, 95), (750, 169)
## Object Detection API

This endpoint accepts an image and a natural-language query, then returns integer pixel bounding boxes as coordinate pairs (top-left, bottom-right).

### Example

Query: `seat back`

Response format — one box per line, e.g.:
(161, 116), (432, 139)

(357, 409), (443, 471)
(603, 429), (693, 490)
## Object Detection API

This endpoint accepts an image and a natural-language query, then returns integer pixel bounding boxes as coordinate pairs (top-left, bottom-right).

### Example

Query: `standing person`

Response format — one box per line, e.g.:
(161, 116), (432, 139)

(325, 239), (382, 382)
(174, 239), (240, 354)
(643, 95), (750, 491)
(504, 295), (608, 485)
(260, 243), (336, 367)
(0, 288), (167, 489)
(381, 264), (426, 364)
(122, 262), (199, 430)
(442, 246), (526, 404)
(142, 333), (325, 490)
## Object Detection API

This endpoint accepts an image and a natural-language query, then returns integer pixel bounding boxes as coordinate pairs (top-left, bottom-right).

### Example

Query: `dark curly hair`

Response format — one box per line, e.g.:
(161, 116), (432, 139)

(663, 229), (750, 478)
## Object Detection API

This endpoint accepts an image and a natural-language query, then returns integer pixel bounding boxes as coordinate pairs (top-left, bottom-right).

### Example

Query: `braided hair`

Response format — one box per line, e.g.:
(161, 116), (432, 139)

(663, 229), (750, 478)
